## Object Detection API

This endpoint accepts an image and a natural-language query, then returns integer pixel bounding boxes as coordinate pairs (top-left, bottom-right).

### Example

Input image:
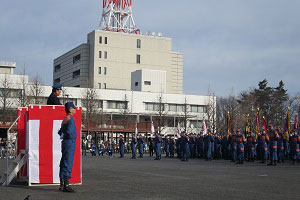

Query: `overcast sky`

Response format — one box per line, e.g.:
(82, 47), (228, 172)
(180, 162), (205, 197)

(1, 0), (300, 96)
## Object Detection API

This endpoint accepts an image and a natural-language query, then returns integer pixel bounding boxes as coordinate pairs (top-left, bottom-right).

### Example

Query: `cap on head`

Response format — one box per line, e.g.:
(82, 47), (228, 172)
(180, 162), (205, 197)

(53, 84), (62, 90)
(65, 102), (76, 113)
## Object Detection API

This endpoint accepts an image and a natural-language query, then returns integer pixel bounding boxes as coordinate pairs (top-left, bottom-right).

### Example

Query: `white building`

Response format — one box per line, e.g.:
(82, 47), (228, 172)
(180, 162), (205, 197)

(0, 63), (215, 135)
(131, 69), (167, 93)
(53, 30), (183, 94)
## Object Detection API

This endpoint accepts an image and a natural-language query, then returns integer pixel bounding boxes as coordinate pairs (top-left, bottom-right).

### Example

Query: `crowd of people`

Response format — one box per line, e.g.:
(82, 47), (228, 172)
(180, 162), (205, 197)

(0, 138), (16, 159)
(81, 124), (300, 165)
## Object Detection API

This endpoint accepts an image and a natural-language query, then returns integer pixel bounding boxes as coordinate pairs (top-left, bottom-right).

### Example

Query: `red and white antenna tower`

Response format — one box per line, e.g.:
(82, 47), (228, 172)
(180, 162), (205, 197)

(99, 0), (138, 34)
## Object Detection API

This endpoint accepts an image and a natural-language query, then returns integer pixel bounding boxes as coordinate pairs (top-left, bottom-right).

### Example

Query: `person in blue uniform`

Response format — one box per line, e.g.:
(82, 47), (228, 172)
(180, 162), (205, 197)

(289, 130), (300, 164)
(259, 130), (269, 164)
(137, 134), (144, 158)
(197, 132), (205, 158)
(188, 134), (195, 158)
(131, 135), (137, 159)
(90, 142), (97, 156)
(119, 135), (125, 158)
(221, 134), (229, 159)
(107, 145), (113, 157)
(148, 137), (154, 157)
(236, 129), (246, 164)
(154, 133), (162, 160)
(277, 129), (285, 163)
(47, 84), (62, 105)
(246, 132), (256, 162)
(164, 137), (170, 158)
(204, 130), (214, 161)
(229, 129), (237, 162)
(98, 144), (105, 156)
(58, 102), (77, 193)
(169, 136), (175, 158)
(268, 126), (279, 166)
(179, 132), (189, 162)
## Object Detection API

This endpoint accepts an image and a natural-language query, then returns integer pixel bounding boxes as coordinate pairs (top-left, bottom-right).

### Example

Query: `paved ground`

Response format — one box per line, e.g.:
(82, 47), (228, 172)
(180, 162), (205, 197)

(0, 154), (300, 200)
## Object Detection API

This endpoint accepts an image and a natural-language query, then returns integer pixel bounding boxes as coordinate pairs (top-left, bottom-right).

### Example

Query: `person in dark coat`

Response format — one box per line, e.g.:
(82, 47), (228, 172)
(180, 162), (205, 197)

(169, 136), (175, 158)
(154, 133), (162, 160)
(179, 132), (189, 162)
(119, 135), (125, 158)
(148, 138), (154, 157)
(47, 84), (62, 105)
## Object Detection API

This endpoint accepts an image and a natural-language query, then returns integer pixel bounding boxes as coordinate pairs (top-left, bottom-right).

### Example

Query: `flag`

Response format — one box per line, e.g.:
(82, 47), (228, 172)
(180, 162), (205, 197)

(294, 114), (298, 130)
(176, 122), (181, 137)
(19, 106), (82, 185)
(255, 109), (259, 134)
(135, 123), (138, 135)
(202, 118), (207, 135)
(151, 121), (155, 137)
(262, 116), (268, 133)
(245, 114), (250, 135)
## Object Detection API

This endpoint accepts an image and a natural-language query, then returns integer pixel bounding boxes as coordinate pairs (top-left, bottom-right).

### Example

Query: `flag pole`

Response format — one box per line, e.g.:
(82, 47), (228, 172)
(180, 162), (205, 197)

(227, 111), (230, 136)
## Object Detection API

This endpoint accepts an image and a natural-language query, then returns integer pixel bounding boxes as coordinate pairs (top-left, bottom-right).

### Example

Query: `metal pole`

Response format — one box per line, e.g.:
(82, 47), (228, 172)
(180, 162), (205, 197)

(5, 111), (24, 186)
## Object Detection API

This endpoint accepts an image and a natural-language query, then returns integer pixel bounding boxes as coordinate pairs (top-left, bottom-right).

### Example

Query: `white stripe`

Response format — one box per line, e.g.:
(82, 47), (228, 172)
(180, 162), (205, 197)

(52, 120), (63, 183)
(28, 120), (40, 184)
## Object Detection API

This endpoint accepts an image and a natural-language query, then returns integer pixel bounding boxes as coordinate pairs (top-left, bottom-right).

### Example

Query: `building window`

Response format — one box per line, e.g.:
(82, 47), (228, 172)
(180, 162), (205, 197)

(137, 39), (141, 48)
(190, 105), (206, 113)
(104, 51), (107, 59)
(105, 37), (108, 44)
(98, 67), (101, 74)
(54, 78), (60, 84)
(72, 70), (80, 79)
(135, 82), (138, 86)
(107, 101), (127, 109)
(168, 104), (186, 112)
(104, 83), (107, 89)
(99, 36), (102, 44)
(144, 81), (151, 85)
(104, 67), (107, 75)
(54, 64), (61, 72)
(98, 83), (101, 89)
(99, 51), (102, 58)
(82, 99), (103, 109)
(136, 54), (141, 64)
(73, 54), (81, 64)
(145, 102), (164, 111)
(169, 104), (177, 112)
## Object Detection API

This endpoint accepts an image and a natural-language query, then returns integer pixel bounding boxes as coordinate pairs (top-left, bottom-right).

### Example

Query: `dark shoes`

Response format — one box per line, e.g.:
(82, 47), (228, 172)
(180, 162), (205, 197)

(59, 179), (76, 193)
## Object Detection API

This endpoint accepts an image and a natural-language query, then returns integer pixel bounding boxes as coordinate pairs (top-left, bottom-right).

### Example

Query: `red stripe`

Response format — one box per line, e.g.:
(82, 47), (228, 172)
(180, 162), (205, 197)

(39, 119), (53, 184)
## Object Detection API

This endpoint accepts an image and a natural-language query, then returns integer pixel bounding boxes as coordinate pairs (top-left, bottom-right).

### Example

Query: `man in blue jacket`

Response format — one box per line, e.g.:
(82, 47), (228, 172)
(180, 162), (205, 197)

(58, 102), (77, 193)
(137, 134), (144, 158)
(119, 135), (125, 158)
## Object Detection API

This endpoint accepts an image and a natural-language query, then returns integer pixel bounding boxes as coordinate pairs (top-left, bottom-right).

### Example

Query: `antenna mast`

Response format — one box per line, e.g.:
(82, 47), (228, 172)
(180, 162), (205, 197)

(99, 0), (138, 34)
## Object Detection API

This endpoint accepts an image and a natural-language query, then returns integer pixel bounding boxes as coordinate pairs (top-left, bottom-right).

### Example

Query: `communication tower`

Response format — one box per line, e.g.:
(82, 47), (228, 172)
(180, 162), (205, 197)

(99, 0), (138, 34)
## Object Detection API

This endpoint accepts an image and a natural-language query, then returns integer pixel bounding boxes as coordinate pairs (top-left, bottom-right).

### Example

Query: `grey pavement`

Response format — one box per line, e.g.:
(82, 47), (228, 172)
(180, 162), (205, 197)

(0, 154), (299, 200)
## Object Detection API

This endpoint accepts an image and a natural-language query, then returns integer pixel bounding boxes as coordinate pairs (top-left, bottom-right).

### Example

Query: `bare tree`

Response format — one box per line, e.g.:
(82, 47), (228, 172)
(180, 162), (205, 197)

(156, 93), (168, 134)
(206, 93), (217, 133)
(18, 66), (29, 107)
(29, 74), (44, 104)
(120, 94), (130, 120)
(82, 88), (99, 135)
(287, 94), (300, 126)
(0, 75), (13, 116)
(181, 97), (190, 132)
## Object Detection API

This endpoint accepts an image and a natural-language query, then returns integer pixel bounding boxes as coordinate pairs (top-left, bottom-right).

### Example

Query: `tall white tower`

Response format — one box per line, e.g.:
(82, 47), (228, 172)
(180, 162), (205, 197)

(99, 0), (138, 34)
